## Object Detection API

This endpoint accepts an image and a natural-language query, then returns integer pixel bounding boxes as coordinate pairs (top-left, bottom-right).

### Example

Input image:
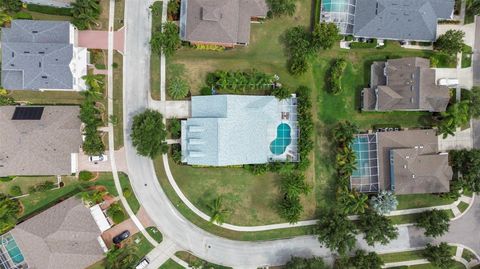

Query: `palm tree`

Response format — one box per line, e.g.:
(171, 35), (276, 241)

(72, 0), (101, 30)
(207, 197), (229, 224)
(0, 13), (12, 27)
(337, 188), (369, 214)
(0, 194), (20, 233)
(333, 121), (358, 145)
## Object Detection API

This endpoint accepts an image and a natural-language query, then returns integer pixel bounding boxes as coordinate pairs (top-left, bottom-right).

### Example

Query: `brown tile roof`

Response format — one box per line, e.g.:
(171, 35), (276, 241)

(376, 129), (452, 194)
(362, 57), (450, 112)
(0, 106), (82, 176)
(11, 197), (104, 269)
(180, 0), (268, 45)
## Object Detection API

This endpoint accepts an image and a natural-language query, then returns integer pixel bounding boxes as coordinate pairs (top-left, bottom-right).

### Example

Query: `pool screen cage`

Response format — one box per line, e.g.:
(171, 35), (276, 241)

(350, 133), (380, 193)
(0, 233), (27, 269)
(268, 96), (299, 162)
(320, 0), (356, 34)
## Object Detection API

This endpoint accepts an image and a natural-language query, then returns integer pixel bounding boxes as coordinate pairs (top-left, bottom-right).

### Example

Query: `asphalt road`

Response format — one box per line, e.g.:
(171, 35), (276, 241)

(123, 2), (480, 268)
(473, 16), (480, 86)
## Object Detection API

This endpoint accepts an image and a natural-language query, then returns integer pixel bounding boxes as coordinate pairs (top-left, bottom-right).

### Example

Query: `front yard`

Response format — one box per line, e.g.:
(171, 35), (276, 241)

(165, 0), (442, 226)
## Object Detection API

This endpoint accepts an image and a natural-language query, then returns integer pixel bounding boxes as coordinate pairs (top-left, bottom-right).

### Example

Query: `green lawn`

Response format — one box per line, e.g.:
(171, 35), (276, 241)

(396, 194), (455, 210)
(22, 10), (72, 21)
(114, 0), (125, 30)
(150, 1), (163, 100)
(380, 246), (457, 263)
(9, 90), (84, 105)
(113, 52), (124, 149)
(159, 259), (184, 269)
(154, 155), (317, 241)
(0, 176), (58, 196)
(462, 45), (473, 68)
(461, 248), (477, 262)
(119, 173), (140, 213)
(175, 251), (232, 269)
(458, 201), (470, 213)
(146, 226), (163, 243)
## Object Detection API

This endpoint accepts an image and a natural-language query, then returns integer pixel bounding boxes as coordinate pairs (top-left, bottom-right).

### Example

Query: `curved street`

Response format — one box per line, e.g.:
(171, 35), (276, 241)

(122, 0), (480, 268)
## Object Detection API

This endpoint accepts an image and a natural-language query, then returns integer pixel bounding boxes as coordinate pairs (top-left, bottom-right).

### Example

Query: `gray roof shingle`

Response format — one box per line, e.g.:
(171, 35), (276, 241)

(1, 20), (76, 90)
(353, 0), (454, 41)
(180, 0), (268, 45)
(11, 197), (104, 269)
(0, 106), (82, 176)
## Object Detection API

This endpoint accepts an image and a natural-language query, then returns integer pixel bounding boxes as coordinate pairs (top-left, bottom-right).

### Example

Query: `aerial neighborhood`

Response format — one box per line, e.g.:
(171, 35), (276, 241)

(0, 0), (479, 268)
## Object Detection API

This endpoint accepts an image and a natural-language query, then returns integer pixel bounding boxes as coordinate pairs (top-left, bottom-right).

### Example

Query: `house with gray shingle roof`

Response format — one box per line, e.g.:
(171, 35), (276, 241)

(10, 197), (104, 269)
(320, 0), (454, 41)
(179, 0), (268, 47)
(362, 57), (450, 112)
(351, 129), (452, 195)
(181, 95), (299, 166)
(1, 20), (88, 91)
(0, 106), (82, 176)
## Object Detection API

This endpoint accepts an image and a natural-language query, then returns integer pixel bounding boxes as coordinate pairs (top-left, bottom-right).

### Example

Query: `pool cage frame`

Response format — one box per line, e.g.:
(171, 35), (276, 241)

(0, 233), (27, 269)
(350, 133), (380, 193)
(268, 96), (299, 163)
(320, 0), (357, 35)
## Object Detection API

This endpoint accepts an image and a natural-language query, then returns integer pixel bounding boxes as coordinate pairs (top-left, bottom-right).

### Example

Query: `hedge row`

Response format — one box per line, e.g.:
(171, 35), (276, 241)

(350, 40), (377, 49)
(327, 58), (347, 95)
(26, 4), (72, 16)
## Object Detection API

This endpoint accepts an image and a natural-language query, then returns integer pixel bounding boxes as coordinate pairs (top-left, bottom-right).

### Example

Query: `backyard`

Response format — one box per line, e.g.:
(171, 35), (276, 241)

(164, 0), (442, 226)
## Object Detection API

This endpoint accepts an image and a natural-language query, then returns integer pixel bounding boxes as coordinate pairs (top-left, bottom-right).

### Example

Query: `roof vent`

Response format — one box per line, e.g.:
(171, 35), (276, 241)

(39, 51), (45, 54)
(41, 76), (47, 79)
(403, 165), (407, 169)
(32, 30), (38, 33)
(412, 174), (415, 179)
(24, 51), (30, 54)
(39, 62), (42, 68)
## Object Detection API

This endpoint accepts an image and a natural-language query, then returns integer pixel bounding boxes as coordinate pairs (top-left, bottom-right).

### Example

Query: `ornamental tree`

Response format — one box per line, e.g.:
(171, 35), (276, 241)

(317, 209), (357, 255)
(369, 190), (398, 215)
(416, 209), (450, 237)
(435, 30), (465, 55)
(423, 242), (455, 269)
(311, 22), (341, 50)
(151, 22), (181, 56)
(130, 109), (168, 158)
(349, 250), (384, 269)
(358, 209), (398, 246)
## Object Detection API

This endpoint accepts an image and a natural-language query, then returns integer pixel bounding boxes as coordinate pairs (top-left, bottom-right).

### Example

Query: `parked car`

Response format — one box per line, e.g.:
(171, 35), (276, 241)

(438, 78), (459, 86)
(89, 154), (108, 162)
(135, 258), (150, 269)
(112, 230), (130, 244)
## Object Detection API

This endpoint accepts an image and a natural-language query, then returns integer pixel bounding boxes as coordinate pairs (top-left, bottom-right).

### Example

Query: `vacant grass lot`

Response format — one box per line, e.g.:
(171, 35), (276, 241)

(166, 0), (438, 225)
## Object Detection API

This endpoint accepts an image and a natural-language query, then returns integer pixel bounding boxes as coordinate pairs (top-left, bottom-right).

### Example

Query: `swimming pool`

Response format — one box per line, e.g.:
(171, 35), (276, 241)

(3, 236), (24, 264)
(351, 136), (369, 177)
(270, 123), (291, 155)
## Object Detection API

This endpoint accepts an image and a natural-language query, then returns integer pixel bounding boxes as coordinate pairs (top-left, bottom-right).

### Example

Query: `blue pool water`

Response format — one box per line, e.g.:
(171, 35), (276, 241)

(351, 136), (369, 177)
(322, 0), (350, 12)
(270, 123), (292, 155)
(4, 237), (24, 264)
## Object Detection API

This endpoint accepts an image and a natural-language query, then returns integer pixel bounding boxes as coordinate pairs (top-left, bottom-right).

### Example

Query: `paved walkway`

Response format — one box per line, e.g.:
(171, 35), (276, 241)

(150, 100), (191, 119)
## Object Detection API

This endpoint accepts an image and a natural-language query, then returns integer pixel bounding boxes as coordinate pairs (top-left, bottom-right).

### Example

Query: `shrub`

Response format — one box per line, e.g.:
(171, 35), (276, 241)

(369, 190), (398, 215)
(108, 203), (126, 224)
(272, 87), (290, 100)
(71, 0), (101, 30)
(344, 35), (354, 41)
(123, 187), (132, 198)
(326, 58), (347, 95)
(207, 70), (275, 93)
(13, 11), (33, 20)
(167, 77), (189, 99)
(171, 144), (182, 164)
(266, 0), (296, 17)
(0, 94), (15, 106)
(79, 170), (94, 181)
(169, 119), (181, 139)
(95, 64), (106, 70)
(0, 176), (14, 182)
(0, 0), (22, 12)
(9, 186), (22, 197)
(350, 41), (377, 49)
(26, 4), (72, 16)
(283, 26), (313, 75)
(112, 62), (119, 69)
(167, 0), (180, 20)
(193, 44), (225, 51)
(200, 86), (212, 95)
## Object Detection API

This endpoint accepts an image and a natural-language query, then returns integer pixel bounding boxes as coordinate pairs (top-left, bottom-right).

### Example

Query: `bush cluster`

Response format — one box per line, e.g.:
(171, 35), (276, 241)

(349, 40), (377, 49)
(206, 70), (276, 93)
(80, 99), (105, 156)
(327, 58), (347, 95)
(26, 4), (72, 16)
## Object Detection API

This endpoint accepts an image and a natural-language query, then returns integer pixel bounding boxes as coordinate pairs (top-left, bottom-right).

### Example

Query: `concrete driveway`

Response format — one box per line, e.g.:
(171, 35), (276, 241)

(434, 67), (473, 89)
(472, 120), (480, 149)
(150, 100), (191, 119)
(78, 28), (125, 54)
(78, 148), (128, 173)
(438, 127), (473, 151)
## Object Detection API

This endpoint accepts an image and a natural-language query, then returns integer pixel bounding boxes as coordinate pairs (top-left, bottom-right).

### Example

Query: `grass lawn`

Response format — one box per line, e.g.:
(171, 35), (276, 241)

(146, 226), (163, 243)
(396, 194), (455, 210)
(159, 259), (184, 269)
(8, 90), (84, 105)
(458, 201), (470, 213)
(119, 172), (140, 213)
(150, 1), (163, 100)
(154, 155), (317, 241)
(22, 10), (72, 21)
(97, 0), (110, 31)
(114, 0), (125, 30)
(408, 262), (465, 269)
(175, 251), (232, 269)
(113, 52), (124, 149)
(0, 176), (57, 196)
(461, 45), (473, 68)
(380, 246), (457, 263)
(461, 248), (477, 262)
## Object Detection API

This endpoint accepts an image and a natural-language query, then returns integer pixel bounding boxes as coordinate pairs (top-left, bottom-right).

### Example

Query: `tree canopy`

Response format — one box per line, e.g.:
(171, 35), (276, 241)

(369, 190), (398, 215)
(416, 209), (450, 237)
(130, 109), (168, 158)
(266, 0), (296, 17)
(72, 0), (101, 30)
(423, 242), (455, 269)
(358, 209), (398, 246)
(311, 22), (341, 50)
(0, 0), (22, 12)
(283, 26), (313, 75)
(437, 100), (471, 138)
(208, 197), (229, 224)
(435, 30), (465, 55)
(151, 22), (181, 56)
(349, 250), (384, 269)
(285, 256), (330, 269)
(469, 87), (480, 118)
(317, 209), (357, 255)
(450, 149), (480, 191)
(0, 193), (21, 234)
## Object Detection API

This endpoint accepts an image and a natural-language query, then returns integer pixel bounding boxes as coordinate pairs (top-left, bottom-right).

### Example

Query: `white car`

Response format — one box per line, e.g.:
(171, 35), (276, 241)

(438, 78), (459, 86)
(89, 155), (108, 162)
(135, 258), (150, 269)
